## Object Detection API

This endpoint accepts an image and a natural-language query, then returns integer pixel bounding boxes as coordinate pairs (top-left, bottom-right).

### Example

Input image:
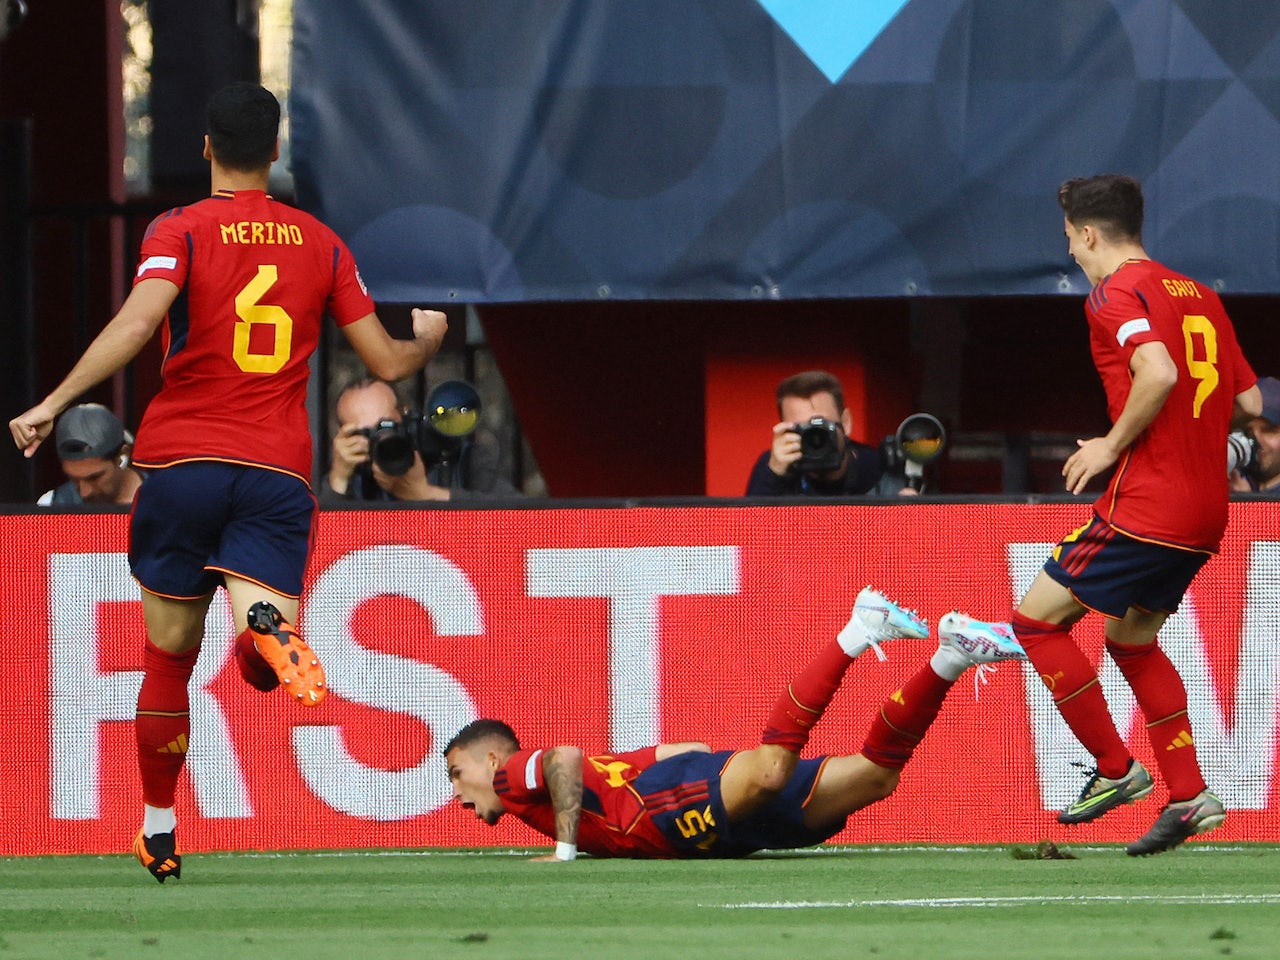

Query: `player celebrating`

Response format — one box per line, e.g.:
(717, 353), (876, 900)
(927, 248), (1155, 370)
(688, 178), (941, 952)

(956, 175), (1259, 856)
(444, 588), (1024, 860)
(9, 82), (447, 882)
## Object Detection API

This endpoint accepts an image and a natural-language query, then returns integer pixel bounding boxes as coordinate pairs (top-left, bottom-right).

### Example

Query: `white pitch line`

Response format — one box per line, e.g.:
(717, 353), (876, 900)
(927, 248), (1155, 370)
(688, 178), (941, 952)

(723, 893), (1280, 910)
(176, 843), (1266, 861)
(198, 849), (546, 860)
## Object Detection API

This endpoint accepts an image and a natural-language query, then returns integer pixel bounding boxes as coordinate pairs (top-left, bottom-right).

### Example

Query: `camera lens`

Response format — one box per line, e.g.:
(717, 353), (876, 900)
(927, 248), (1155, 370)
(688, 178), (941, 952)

(1226, 431), (1258, 475)
(371, 428), (415, 476)
(801, 429), (831, 452)
(795, 418), (843, 473)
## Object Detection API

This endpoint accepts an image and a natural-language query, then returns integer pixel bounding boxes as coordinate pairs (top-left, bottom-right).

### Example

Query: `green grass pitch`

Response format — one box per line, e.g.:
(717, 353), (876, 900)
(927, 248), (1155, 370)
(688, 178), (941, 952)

(1, 844), (1277, 959)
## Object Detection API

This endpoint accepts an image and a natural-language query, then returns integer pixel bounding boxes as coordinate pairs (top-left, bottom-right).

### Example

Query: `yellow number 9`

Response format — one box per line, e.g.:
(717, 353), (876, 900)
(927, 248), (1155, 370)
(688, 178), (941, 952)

(1181, 314), (1218, 419)
(233, 265), (293, 374)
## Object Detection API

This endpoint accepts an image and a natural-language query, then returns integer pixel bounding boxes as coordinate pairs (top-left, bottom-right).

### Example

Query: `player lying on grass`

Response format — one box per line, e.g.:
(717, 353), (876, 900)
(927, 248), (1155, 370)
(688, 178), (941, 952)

(444, 588), (1023, 860)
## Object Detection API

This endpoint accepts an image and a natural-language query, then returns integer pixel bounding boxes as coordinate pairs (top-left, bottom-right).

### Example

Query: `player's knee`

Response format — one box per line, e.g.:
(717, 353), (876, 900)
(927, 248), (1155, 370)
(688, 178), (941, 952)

(750, 754), (795, 798)
(864, 766), (900, 802)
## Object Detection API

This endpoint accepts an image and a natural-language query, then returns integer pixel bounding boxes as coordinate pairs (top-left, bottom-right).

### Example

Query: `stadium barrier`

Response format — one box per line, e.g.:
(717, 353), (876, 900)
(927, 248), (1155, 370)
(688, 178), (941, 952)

(2, 500), (1277, 855)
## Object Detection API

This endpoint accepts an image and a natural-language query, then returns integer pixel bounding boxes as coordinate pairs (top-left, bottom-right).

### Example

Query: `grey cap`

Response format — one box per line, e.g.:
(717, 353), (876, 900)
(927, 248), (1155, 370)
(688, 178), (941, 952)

(1258, 377), (1280, 426)
(55, 404), (126, 461)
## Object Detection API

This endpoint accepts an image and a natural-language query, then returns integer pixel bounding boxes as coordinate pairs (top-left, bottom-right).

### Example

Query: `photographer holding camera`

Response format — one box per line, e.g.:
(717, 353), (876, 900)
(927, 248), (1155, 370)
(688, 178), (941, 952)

(745, 370), (915, 497)
(1228, 376), (1280, 494)
(321, 377), (520, 503)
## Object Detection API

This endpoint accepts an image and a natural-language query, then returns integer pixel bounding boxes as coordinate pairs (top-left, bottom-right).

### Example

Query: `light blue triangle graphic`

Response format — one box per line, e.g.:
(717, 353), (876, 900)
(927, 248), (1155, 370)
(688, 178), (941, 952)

(756, 0), (911, 83)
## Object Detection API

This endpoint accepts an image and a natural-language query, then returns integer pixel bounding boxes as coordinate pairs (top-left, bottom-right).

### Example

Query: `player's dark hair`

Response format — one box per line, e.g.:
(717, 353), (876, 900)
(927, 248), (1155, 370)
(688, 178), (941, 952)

(776, 370), (845, 417)
(1058, 174), (1144, 243)
(205, 82), (280, 172)
(442, 719), (520, 757)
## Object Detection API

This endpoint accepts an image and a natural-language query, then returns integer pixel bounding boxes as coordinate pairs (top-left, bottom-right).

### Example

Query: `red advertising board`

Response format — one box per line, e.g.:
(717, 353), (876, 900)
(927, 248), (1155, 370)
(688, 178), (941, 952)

(2, 501), (1277, 855)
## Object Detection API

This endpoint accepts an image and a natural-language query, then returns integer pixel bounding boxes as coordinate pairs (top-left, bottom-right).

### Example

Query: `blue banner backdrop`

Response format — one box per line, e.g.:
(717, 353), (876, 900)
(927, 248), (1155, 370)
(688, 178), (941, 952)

(290, 1), (1280, 302)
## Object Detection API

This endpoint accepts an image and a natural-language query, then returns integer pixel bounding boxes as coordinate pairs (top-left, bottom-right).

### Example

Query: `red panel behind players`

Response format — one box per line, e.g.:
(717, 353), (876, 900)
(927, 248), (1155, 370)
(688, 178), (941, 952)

(3, 502), (1278, 855)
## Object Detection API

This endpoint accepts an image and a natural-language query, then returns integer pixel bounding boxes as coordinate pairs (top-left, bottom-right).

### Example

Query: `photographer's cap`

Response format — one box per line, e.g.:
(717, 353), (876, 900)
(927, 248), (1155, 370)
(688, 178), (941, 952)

(55, 404), (125, 461)
(1258, 377), (1280, 426)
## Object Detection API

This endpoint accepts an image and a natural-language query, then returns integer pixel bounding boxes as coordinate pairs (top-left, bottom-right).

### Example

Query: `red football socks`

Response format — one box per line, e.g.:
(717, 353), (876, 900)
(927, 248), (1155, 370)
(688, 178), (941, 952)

(1013, 611), (1131, 779)
(135, 641), (200, 808)
(1106, 640), (1206, 801)
(233, 625), (280, 692)
(860, 664), (954, 769)
(762, 640), (852, 752)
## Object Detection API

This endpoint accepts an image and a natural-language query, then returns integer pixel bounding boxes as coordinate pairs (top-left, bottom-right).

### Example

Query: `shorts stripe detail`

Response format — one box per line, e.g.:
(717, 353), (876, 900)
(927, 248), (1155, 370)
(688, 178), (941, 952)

(801, 756), (833, 809)
(644, 782), (711, 814)
(1062, 521), (1112, 577)
(137, 709), (190, 718)
(644, 786), (712, 809)
(207, 566), (302, 601)
(1069, 532), (1108, 574)
(1065, 587), (1118, 621)
(135, 579), (217, 603)
(646, 795), (711, 816)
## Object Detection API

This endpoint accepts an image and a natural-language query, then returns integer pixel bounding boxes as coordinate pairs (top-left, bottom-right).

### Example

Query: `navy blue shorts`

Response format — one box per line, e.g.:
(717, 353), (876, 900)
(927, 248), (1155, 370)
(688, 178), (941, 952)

(1042, 513), (1210, 619)
(635, 750), (840, 857)
(129, 461), (317, 599)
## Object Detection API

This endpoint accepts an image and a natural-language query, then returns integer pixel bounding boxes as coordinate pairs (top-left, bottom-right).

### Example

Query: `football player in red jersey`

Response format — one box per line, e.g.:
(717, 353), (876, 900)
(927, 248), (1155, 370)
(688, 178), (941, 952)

(9, 82), (448, 882)
(953, 175), (1260, 856)
(444, 588), (1025, 860)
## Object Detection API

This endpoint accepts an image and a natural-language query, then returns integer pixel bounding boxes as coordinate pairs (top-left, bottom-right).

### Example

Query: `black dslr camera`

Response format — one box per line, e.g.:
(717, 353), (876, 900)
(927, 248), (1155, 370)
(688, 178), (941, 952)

(790, 417), (844, 473)
(359, 380), (482, 479)
(360, 418), (420, 477)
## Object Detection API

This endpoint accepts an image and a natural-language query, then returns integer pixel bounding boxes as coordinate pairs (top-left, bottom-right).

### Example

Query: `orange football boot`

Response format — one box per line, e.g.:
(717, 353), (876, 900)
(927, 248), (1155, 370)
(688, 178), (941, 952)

(133, 829), (181, 883)
(247, 601), (327, 707)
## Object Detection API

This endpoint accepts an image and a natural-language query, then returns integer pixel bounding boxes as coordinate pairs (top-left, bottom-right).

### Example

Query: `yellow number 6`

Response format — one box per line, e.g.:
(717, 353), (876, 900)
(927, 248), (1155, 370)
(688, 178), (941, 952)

(1181, 314), (1218, 419)
(233, 265), (293, 373)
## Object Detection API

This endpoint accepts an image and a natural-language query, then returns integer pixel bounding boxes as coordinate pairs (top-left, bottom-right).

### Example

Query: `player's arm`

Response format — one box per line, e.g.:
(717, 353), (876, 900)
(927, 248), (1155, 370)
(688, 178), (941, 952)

(529, 745), (584, 863)
(1232, 383), (1262, 429)
(1063, 340), (1176, 494)
(654, 741), (712, 761)
(9, 278), (177, 457)
(340, 308), (448, 383)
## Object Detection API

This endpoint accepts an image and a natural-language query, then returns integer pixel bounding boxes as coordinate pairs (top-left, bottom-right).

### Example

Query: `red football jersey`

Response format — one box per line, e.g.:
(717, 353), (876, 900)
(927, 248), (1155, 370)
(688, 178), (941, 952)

(128, 190), (375, 482)
(494, 747), (681, 858)
(1085, 259), (1255, 550)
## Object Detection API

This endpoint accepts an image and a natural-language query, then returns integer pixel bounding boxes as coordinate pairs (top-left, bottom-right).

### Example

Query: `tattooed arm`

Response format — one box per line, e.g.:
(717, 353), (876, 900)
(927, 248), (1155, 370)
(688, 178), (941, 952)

(531, 745), (584, 862)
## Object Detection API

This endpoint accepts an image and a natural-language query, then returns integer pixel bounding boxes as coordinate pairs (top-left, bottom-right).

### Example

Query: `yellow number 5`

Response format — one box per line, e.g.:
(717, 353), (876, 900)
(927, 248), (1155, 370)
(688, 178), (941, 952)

(233, 265), (293, 373)
(1181, 314), (1218, 419)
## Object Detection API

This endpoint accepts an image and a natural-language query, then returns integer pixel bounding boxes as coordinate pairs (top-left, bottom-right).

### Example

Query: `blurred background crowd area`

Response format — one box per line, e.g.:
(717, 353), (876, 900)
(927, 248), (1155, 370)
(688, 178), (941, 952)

(3, 1), (1278, 502)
